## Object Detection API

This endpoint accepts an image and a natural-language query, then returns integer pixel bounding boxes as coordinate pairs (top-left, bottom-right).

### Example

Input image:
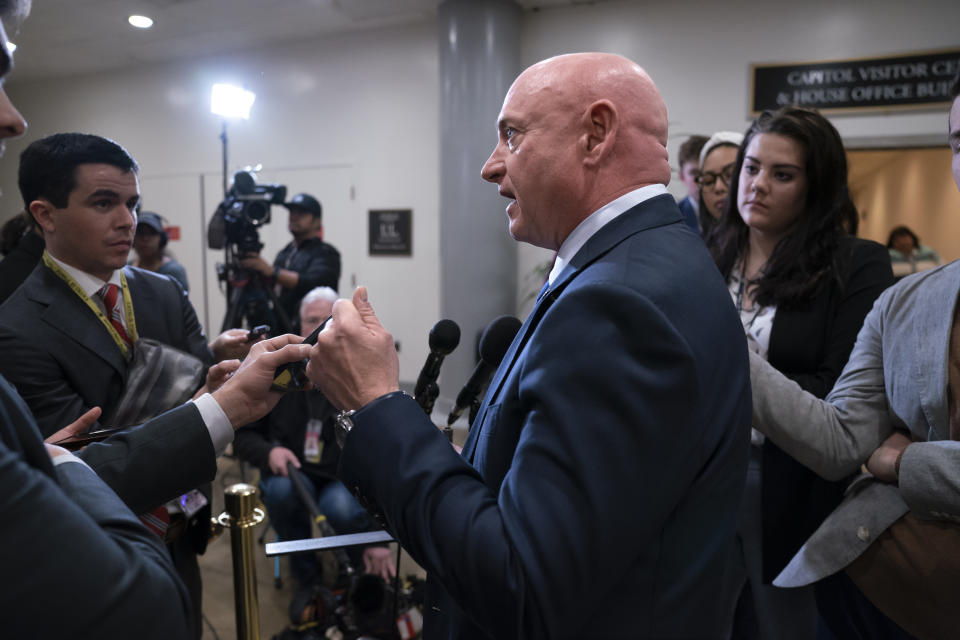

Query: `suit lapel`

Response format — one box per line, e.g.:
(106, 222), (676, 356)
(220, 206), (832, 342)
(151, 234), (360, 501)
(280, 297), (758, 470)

(29, 266), (128, 376)
(461, 195), (681, 463)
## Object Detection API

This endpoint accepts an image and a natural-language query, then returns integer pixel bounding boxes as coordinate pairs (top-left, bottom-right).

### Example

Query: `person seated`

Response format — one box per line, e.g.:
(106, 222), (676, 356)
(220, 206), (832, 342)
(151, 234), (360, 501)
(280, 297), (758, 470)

(131, 210), (189, 291)
(886, 224), (940, 280)
(234, 286), (394, 592)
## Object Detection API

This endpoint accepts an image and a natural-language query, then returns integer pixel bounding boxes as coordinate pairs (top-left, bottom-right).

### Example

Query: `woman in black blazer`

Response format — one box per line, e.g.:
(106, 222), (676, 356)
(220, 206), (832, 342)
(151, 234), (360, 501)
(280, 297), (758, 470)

(707, 107), (894, 640)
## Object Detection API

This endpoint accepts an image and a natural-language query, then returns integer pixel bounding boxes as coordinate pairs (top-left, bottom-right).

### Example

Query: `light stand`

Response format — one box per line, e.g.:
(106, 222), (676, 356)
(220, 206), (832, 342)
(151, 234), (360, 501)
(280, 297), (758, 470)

(210, 83), (255, 197)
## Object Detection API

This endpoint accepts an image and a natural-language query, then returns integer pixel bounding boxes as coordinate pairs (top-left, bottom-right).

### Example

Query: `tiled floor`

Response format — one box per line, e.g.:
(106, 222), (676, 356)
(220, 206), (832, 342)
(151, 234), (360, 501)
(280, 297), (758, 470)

(198, 453), (426, 640)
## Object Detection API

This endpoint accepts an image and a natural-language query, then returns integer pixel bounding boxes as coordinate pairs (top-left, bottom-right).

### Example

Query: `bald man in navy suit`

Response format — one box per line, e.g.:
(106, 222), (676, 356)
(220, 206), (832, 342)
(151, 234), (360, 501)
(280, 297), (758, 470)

(307, 53), (751, 639)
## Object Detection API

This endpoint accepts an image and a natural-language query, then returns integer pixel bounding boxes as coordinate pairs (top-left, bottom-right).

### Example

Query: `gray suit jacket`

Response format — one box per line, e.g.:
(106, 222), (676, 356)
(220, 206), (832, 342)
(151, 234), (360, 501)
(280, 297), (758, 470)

(751, 260), (960, 586)
(0, 263), (211, 435)
(0, 263), (218, 514)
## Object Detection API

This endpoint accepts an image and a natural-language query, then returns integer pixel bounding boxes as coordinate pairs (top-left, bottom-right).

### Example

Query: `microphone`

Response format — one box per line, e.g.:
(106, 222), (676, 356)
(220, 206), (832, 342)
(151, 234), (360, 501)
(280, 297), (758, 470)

(447, 315), (521, 426)
(413, 319), (461, 415)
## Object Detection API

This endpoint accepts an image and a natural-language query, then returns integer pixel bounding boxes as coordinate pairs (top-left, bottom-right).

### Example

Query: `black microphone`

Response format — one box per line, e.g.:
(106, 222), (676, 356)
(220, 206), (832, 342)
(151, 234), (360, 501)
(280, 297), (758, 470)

(414, 319), (461, 415)
(447, 315), (521, 426)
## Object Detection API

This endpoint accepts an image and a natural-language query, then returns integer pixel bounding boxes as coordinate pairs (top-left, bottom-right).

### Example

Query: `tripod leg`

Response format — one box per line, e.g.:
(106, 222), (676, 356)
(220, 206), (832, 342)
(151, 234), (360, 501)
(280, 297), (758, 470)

(221, 283), (246, 331)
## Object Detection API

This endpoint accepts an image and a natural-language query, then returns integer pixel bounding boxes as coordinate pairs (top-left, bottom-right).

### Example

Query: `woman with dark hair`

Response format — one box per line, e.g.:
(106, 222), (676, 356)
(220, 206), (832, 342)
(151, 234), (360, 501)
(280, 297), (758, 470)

(708, 106), (894, 639)
(886, 224), (940, 280)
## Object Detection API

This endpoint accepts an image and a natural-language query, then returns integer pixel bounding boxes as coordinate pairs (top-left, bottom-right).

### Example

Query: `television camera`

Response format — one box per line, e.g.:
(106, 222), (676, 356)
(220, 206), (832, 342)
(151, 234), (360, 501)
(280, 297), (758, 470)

(207, 169), (293, 333)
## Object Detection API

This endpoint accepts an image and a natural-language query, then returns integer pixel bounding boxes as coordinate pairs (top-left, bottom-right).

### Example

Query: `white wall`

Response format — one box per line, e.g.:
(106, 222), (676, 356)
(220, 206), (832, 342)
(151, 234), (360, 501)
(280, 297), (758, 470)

(2, 22), (440, 381)
(3, 0), (958, 379)
(514, 0), (960, 281)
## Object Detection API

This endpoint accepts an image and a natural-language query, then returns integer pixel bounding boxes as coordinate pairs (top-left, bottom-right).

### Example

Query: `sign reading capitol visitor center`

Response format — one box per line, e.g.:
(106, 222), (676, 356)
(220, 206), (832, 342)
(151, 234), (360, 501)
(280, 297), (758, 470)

(750, 48), (960, 115)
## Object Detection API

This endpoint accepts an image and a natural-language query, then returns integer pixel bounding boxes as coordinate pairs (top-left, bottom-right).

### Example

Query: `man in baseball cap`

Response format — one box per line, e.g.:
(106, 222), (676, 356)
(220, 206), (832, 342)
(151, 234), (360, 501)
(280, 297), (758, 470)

(241, 191), (341, 329)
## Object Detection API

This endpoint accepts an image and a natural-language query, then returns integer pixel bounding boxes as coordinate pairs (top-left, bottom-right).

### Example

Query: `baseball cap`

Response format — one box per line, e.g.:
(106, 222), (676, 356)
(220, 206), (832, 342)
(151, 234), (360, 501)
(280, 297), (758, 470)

(136, 211), (165, 234)
(283, 193), (322, 218)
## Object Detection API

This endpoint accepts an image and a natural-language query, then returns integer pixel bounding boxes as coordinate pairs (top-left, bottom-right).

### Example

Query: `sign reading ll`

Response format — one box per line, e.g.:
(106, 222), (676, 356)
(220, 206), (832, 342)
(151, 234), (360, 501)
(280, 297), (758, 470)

(750, 49), (960, 115)
(368, 209), (412, 256)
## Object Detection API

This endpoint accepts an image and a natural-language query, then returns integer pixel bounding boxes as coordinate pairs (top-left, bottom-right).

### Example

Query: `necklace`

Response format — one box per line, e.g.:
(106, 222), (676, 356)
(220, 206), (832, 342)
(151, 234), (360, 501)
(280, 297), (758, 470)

(734, 261), (764, 332)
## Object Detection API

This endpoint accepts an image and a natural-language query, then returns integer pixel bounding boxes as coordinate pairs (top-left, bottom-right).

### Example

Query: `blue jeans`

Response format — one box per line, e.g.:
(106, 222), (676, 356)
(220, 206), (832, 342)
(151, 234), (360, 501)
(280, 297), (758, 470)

(260, 474), (370, 586)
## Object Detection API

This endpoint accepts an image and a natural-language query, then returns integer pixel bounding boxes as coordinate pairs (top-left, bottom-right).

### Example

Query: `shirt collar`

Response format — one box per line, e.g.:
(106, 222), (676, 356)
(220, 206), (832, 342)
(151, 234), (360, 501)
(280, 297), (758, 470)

(548, 184), (669, 285)
(46, 252), (121, 297)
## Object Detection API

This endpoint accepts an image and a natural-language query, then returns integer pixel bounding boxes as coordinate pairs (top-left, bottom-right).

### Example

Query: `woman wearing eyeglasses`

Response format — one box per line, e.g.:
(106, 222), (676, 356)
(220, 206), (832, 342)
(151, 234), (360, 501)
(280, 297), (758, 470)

(707, 107), (894, 639)
(697, 131), (742, 238)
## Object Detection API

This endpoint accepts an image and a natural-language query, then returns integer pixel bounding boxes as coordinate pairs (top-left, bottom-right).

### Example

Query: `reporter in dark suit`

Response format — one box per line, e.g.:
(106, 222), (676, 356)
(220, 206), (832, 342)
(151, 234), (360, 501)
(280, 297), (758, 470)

(306, 53), (751, 639)
(0, 3), (314, 636)
(707, 107), (894, 639)
(0, 132), (223, 637)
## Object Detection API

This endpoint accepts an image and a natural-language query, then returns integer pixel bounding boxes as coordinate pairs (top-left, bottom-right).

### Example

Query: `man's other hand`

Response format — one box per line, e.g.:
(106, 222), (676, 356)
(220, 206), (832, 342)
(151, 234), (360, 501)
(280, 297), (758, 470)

(306, 286), (399, 411)
(239, 253), (274, 278)
(866, 431), (912, 483)
(192, 359), (242, 399)
(363, 546), (396, 581)
(268, 446), (300, 476)
(211, 334), (312, 428)
(210, 328), (254, 362)
(44, 406), (102, 445)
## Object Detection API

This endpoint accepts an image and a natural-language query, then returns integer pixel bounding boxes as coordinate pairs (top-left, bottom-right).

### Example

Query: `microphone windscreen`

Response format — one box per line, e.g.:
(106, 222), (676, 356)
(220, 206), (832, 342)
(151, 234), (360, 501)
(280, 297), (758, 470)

(429, 319), (461, 355)
(479, 316), (522, 364)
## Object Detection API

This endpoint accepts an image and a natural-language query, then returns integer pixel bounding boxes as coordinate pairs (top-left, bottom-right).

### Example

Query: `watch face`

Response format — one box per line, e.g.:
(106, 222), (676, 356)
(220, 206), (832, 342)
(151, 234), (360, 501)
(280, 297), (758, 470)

(335, 410), (355, 449)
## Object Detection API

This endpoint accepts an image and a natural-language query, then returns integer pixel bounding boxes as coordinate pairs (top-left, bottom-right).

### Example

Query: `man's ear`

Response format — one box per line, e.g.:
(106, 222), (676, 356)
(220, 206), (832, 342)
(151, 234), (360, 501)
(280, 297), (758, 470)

(29, 199), (56, 234)
(581, 100), (618, 166)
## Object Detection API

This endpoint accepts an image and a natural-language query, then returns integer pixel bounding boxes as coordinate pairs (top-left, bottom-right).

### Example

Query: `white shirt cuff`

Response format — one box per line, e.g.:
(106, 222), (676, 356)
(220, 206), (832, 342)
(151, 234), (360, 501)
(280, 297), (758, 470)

(52, 452), (91, 469)
(192, 393), (233, 456)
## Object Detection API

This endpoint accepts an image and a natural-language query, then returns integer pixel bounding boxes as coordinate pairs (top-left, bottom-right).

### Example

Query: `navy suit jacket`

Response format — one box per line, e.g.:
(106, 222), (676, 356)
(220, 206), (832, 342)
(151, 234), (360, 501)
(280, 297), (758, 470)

(0, 374), (192, 638)
(676, 195), (700, 233)
(339, 194), (751, 639)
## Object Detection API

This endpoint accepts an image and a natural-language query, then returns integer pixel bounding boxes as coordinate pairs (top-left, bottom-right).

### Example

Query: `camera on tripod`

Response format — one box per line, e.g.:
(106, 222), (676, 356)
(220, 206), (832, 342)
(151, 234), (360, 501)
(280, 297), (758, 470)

(208, 169), (287, 255)
(207, 169), (293, 333)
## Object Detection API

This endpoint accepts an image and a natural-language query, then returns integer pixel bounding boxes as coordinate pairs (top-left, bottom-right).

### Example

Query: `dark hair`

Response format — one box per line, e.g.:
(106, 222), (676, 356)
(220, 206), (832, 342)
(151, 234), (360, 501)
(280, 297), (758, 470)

(677, 135), (709, 168)
(18, 133), (138, 209)
(707, 107), (858, 308)
(886, 225), (919, 250)
(0, 210), (29, 255)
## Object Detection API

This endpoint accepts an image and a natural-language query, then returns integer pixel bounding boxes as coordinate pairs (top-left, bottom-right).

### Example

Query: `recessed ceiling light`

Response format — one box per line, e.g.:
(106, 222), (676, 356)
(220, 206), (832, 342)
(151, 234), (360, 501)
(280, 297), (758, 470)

(128, 15), (154, 29)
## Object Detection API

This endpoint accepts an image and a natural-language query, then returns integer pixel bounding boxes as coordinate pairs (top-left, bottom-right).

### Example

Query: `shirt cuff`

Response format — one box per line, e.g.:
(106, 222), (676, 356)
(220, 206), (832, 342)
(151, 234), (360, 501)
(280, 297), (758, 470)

(192, 393), (233, 456)
(51, 452), (91, 469)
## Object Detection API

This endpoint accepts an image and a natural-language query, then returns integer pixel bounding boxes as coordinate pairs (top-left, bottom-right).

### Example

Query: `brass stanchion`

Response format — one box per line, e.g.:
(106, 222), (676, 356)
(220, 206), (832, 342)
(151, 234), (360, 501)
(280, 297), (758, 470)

(213, 483), (266, 640)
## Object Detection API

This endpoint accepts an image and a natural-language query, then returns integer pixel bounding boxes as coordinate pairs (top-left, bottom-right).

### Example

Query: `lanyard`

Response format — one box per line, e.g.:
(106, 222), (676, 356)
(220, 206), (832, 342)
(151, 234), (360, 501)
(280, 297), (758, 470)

(42, 251), (139, 358)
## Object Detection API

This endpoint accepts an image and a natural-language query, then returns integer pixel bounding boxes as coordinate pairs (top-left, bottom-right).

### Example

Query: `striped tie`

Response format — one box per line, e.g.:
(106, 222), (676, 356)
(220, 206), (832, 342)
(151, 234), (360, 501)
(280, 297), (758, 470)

(99, 283), (131, 344)
(99, 283), (168, 536)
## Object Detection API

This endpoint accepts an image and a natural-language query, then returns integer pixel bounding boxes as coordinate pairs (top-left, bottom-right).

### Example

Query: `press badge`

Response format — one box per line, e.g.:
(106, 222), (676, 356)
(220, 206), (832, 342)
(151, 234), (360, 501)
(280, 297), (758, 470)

(304, 418), (324, 464)
(179, 489), (209, 518)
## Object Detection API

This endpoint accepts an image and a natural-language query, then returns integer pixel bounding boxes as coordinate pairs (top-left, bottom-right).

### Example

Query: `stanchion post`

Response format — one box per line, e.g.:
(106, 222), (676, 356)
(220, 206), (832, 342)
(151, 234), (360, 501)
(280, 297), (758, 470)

(216, 483), (265, 640)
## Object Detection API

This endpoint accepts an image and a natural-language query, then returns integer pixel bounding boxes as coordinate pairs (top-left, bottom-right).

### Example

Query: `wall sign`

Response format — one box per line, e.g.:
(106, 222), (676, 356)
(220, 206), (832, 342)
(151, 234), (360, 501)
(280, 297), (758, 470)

(750, 48), (960, 115)
(368, 209), (412, 256)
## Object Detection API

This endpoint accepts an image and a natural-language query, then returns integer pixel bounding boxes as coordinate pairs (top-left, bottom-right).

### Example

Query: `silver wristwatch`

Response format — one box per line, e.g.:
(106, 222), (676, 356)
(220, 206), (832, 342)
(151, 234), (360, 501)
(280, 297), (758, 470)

(334, 409), (357, 449)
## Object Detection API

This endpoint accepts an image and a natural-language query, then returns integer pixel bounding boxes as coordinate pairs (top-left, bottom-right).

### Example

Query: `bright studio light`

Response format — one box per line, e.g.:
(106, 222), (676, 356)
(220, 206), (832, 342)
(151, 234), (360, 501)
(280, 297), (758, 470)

(210, 83), (256, 120)
(128, 15), (154, 29)
(6, 42), (15, 53)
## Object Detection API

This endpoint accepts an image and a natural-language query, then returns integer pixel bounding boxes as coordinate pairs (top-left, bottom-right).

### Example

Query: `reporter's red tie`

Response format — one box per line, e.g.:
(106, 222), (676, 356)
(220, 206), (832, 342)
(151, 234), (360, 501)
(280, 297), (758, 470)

(98, 283), (168, 537)
(98, 283), (131, 344)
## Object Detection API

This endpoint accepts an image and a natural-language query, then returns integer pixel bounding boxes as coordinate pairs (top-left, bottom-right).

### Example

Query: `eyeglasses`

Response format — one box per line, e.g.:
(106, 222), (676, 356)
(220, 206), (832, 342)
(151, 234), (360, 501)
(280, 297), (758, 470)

(697, 163), (736, 188)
